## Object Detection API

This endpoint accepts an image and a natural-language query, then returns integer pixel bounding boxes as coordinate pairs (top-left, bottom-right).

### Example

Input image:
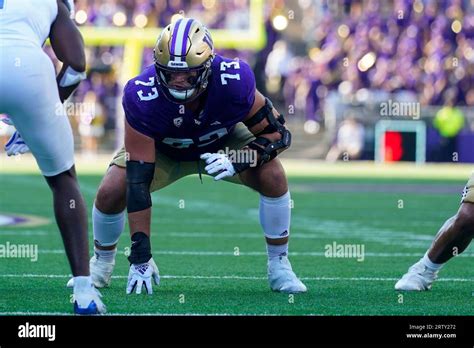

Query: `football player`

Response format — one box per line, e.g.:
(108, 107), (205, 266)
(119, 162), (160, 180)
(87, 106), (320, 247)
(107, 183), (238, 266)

(395, 175), (474, 290)
(82, 18), (307, 294)
(0, 0), (105, 313)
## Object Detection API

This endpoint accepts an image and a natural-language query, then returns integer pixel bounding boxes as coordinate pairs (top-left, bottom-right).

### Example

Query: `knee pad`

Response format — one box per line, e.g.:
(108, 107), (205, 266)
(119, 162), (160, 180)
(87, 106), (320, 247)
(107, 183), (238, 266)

(259, 191), (291, 239)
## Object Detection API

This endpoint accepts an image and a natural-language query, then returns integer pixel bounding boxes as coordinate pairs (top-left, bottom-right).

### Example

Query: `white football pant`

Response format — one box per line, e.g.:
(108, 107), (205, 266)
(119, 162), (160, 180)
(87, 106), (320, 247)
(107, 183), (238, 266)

(0, 45), (74, 176)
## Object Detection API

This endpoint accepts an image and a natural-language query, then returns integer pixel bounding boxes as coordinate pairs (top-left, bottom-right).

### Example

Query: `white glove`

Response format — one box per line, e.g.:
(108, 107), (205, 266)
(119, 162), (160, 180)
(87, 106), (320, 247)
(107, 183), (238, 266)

(126, 258), (160, 295)
(1, 115), (13, 126)
(1, 116), (30, 156)
(5, 131), (30, 156)
(200, 152), (236, 181)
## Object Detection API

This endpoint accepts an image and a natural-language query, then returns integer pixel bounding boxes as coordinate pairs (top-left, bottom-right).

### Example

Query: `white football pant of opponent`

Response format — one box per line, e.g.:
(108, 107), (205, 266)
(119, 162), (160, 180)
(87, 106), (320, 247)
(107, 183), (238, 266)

(0, 0), (105, 314)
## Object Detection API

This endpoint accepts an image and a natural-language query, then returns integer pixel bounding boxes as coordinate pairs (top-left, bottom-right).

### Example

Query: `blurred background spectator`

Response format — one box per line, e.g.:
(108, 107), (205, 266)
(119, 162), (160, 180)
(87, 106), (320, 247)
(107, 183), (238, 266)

(78, 91), (106, 156)
(432, 88), (466, 161)
(326, 114), (365, 162)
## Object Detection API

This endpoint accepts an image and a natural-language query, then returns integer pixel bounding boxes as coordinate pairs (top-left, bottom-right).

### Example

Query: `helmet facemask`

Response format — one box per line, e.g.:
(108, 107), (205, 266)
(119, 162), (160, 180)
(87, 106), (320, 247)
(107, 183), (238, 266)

(154, 58), (213, 103)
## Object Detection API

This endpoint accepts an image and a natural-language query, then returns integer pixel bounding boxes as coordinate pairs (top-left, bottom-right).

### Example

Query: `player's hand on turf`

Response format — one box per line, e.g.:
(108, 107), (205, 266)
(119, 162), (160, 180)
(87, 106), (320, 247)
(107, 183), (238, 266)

(126, 258), (160, 295)
(4, 131), (30, 156)
(200, 153), (236, 181)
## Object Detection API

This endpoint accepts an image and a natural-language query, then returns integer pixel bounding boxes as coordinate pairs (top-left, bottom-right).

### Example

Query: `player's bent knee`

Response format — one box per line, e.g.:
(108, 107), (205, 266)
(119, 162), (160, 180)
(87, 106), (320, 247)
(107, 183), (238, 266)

(270, 164), (288, 187)
(95, 166), (127, 214)
(95, 186), (126, 214)
(257, 160), (288, 197)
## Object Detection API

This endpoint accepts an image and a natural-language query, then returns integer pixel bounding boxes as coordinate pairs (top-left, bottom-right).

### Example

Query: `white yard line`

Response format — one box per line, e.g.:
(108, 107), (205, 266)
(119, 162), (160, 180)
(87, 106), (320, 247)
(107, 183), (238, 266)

(34, 249), (473, 258)
(1, 273), (472, 282)
(0, 311), (319, 316)
(0, 230), (48, 236)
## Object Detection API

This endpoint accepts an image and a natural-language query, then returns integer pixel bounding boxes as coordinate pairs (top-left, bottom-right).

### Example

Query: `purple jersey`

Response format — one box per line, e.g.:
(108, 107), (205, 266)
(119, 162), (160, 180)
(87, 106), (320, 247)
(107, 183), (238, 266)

(123, 55), (256, 161)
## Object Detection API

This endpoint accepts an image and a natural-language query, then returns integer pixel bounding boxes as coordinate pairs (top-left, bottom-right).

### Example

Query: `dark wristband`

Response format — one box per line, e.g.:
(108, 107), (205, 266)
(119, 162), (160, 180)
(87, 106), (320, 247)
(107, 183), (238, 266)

(128, 232), (152, 264)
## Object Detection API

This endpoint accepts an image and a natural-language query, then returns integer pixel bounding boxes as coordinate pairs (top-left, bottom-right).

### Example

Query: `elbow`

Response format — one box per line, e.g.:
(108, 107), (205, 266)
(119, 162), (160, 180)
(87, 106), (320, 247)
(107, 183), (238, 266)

(72, 62), (86, 74)
(68, 53), (86, 73)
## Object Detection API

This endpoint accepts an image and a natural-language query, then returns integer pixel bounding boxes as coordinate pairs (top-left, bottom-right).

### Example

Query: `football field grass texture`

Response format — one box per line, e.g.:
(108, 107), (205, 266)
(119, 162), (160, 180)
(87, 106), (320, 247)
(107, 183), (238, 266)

(0, 160), (473, 315)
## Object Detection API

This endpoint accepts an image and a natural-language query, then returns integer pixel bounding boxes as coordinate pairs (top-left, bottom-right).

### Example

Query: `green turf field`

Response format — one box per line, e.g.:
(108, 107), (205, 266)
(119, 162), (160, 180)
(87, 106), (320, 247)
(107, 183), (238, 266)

(0, 160), (473, 315)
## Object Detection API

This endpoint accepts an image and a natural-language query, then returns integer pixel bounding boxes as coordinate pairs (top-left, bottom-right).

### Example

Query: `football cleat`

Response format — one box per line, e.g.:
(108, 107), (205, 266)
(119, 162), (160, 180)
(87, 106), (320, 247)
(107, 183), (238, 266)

(126, 258), (160, 295)
(395, 260), (438, 291)
(89, 254), (115, 288)
(73, 279), (106, 315)
(66, 254), (115, 288)
(268, 256), (307, 293)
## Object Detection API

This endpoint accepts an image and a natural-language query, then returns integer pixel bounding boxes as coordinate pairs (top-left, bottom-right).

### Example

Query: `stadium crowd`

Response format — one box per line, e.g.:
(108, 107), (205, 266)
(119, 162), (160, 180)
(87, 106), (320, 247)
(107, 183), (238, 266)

(73, 0), (250, 29)
(276, 0), (474, 125)
(2, 0), (472, 155)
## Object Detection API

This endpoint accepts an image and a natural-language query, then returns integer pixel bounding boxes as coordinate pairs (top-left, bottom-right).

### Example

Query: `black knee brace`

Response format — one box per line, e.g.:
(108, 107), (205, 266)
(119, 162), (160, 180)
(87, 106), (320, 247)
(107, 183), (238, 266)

(126, 160), (154, 213)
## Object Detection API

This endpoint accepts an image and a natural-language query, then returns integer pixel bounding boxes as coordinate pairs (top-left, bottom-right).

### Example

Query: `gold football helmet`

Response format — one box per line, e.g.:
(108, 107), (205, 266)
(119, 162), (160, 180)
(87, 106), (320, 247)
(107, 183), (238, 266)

(154, 18), (215, 102)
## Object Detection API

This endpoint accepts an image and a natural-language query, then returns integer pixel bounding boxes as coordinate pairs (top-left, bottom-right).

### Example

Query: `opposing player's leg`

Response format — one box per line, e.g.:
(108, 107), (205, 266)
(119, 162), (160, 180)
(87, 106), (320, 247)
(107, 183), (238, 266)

(219, 123), (307, 293)
(395, 175), (474, 291)
(66, 163), (126, 288)
(44, 167), (89, 275)
(44, 167), (105, 314)
(0, 48), (104, 313)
